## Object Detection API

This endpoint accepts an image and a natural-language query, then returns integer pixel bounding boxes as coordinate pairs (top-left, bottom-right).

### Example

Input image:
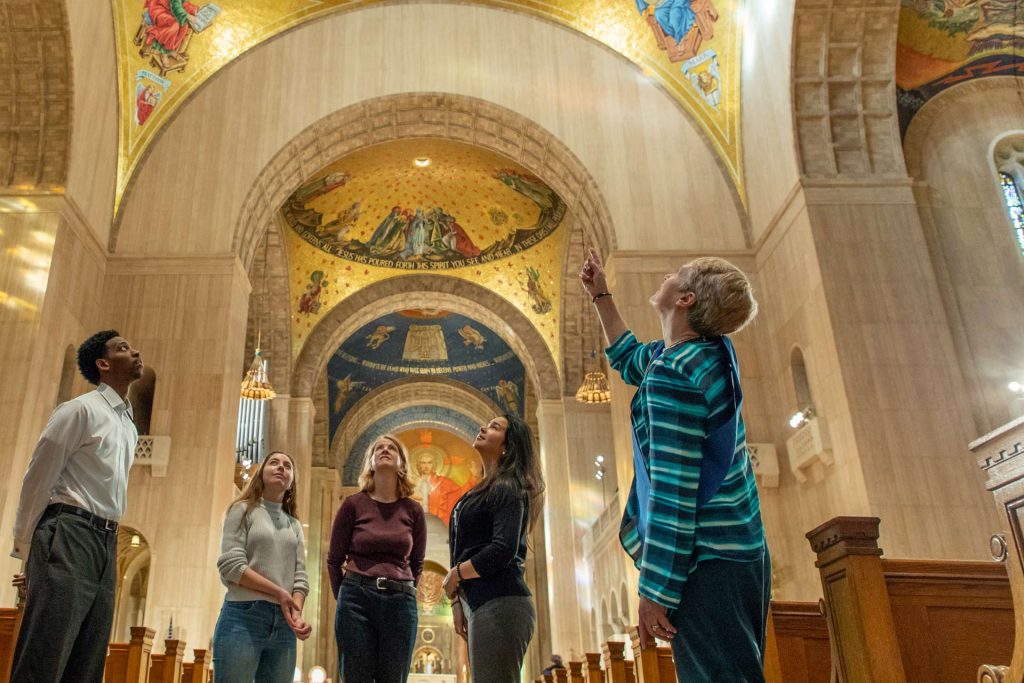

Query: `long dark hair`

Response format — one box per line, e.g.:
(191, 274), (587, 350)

(474, 414), (545, 530)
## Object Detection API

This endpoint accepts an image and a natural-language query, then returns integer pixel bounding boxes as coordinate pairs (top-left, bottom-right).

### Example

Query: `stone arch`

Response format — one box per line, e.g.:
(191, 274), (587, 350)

(342, 407), (482, 486)
(903, 78), (1024, 179)
(233, 93), (616, 272)
(0, 0), (72, 188)
(790, 0), (905, 179)
(291, 274), (561, 401)
(329, 377), (502, 472)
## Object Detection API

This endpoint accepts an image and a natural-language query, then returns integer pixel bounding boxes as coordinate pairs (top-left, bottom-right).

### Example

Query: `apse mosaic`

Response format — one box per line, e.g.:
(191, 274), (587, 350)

(283, 144), (565, 271)
(398, 427), (483, 526)
(327, 310), (526, 433)
(342, 406), (482, 485)
(897, 0), (1023, 134)
(111, 0), (746, 213)
(287, 139), (565, 368)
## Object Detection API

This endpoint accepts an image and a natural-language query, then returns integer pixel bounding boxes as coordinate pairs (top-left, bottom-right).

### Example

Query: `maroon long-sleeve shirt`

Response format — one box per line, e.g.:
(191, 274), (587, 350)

(326, 491), (426, 598)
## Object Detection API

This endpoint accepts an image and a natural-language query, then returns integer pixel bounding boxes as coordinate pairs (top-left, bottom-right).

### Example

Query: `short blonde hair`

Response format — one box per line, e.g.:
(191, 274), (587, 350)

(678, 257), (758, 336)
(358, 434), (416, 498)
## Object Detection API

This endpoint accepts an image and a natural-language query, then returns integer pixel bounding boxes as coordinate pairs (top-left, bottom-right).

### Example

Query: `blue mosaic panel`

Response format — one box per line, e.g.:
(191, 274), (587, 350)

(326, 310), (526, 440)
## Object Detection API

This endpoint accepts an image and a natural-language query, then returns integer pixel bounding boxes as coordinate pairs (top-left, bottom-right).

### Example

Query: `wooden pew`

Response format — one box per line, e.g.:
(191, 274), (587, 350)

(105, 626), (155, 683)
(584, 652), (604, 683)
(969, 421), (1024, 682)
(628, 627), (666, 683)
(0, 606), (23, 679)
(602, 641), (627, 683)
(569, 660), (586, 683)
(655, 647), (674, 683)
(148, 638), (186, 683)
(764, 601), (832, 682)
(181, 649), (211, 683)
(807, 516), (1014, 683)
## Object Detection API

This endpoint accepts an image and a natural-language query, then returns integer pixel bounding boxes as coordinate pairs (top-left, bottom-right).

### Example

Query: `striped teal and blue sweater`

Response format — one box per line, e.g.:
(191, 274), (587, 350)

(607, 331), (765, 609)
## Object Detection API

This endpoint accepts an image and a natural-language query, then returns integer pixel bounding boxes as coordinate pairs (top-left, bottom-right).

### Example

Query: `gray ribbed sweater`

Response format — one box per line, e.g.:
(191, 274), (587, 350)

(217, 499), (309, 602)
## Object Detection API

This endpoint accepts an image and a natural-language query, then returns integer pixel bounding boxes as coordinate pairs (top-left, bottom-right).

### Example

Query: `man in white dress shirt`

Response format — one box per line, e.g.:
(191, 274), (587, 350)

(10, 330), (144, 682)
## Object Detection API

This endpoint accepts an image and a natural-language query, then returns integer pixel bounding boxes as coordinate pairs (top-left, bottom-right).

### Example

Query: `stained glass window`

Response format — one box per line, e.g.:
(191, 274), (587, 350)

(1001, 172), (1024, 255)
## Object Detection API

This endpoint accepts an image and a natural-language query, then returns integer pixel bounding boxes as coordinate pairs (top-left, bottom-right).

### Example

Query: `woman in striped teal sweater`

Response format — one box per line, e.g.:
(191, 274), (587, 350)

(580, 250), (770, 682)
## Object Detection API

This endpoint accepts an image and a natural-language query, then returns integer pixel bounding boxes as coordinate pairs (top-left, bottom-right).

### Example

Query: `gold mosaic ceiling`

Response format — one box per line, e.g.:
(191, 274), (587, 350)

(112, 0), (745, 214)
(284, 138), (568, 370)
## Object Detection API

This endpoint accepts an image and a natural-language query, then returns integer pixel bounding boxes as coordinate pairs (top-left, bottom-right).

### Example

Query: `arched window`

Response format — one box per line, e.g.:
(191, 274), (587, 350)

(1000, 172), (1024, 254)
(994, 135), (1024, 256)
(790, 346), (813, 409)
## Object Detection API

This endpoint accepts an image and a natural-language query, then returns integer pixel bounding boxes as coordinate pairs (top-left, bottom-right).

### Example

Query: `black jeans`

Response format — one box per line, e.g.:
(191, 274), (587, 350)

(668, 551), (772, 683)
(335, 578), (418, 683)
(11, 507), (117, 683)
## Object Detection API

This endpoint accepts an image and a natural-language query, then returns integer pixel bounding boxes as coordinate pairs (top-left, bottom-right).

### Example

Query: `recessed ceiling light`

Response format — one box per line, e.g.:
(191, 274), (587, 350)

(414, 157), (431, 168)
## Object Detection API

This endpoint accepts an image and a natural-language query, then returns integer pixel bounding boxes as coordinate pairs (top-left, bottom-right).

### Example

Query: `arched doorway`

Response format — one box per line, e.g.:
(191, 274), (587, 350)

(112, 525), (151, 642)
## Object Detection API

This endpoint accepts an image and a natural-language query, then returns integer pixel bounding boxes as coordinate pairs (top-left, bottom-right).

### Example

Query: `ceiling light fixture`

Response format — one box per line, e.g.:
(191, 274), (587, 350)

(576, 351), (611, 404)
(414, 157), (431, 168)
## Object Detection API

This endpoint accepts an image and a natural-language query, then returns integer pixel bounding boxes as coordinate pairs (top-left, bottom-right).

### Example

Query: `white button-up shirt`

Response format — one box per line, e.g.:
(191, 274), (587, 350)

(12, 383), (138, 559)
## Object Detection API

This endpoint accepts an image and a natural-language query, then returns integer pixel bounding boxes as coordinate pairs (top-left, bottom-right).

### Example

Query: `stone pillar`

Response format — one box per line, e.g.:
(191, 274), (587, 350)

(801, 182), (998, 561)
(536, 399), (584, 659)
(0, 195), (106, 604)
(109, 254), (251, 647)
(268, 395), (315, 524)
(303, 467), (344, 674)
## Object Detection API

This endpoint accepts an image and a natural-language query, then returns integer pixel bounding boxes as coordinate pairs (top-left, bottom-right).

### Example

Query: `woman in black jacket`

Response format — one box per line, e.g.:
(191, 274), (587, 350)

(442, 414), (545, 682)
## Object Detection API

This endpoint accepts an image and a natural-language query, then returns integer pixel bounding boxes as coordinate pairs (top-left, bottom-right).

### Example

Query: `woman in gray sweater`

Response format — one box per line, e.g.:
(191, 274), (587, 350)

(213, 451), (311, 682)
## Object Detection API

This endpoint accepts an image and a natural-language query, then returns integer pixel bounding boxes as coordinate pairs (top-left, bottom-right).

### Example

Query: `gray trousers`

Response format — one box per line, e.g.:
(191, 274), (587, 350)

(11, 508), (118, 683)
(463, 596), (535, 683)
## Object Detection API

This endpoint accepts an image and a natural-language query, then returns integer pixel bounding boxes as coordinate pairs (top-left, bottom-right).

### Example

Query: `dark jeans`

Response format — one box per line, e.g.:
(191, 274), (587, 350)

(335, 578), (418, 683)
(11, 507), (117, 683)
(668, 551), (772, 682)
(464, 595), (535, 683)
(212, 600), (297, 683)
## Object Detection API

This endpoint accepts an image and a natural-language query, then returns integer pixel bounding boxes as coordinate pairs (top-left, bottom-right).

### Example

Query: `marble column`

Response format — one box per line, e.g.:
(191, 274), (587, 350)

(269, 395), (315, 523)
(268, 394), (315, 665)
(108, 253), (251, 647)
(799, 181), (999, 562)
(0, 194), (106, 606)
(535, 399), (583, 658)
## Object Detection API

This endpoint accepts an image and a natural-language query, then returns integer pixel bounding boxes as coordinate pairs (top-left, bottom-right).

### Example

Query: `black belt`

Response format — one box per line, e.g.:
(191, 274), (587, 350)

(45, 503), (118, 533)
(343, 573), (416, 596)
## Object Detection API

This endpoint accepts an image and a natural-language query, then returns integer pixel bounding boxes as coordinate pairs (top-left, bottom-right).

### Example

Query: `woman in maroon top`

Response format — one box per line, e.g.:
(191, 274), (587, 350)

(327, 435), (426, 683)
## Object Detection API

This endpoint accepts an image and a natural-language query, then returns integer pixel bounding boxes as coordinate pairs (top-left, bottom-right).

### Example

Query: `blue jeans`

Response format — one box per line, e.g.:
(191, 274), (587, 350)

(212, 600), (296, 683)
(336, 579), (418, 682)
